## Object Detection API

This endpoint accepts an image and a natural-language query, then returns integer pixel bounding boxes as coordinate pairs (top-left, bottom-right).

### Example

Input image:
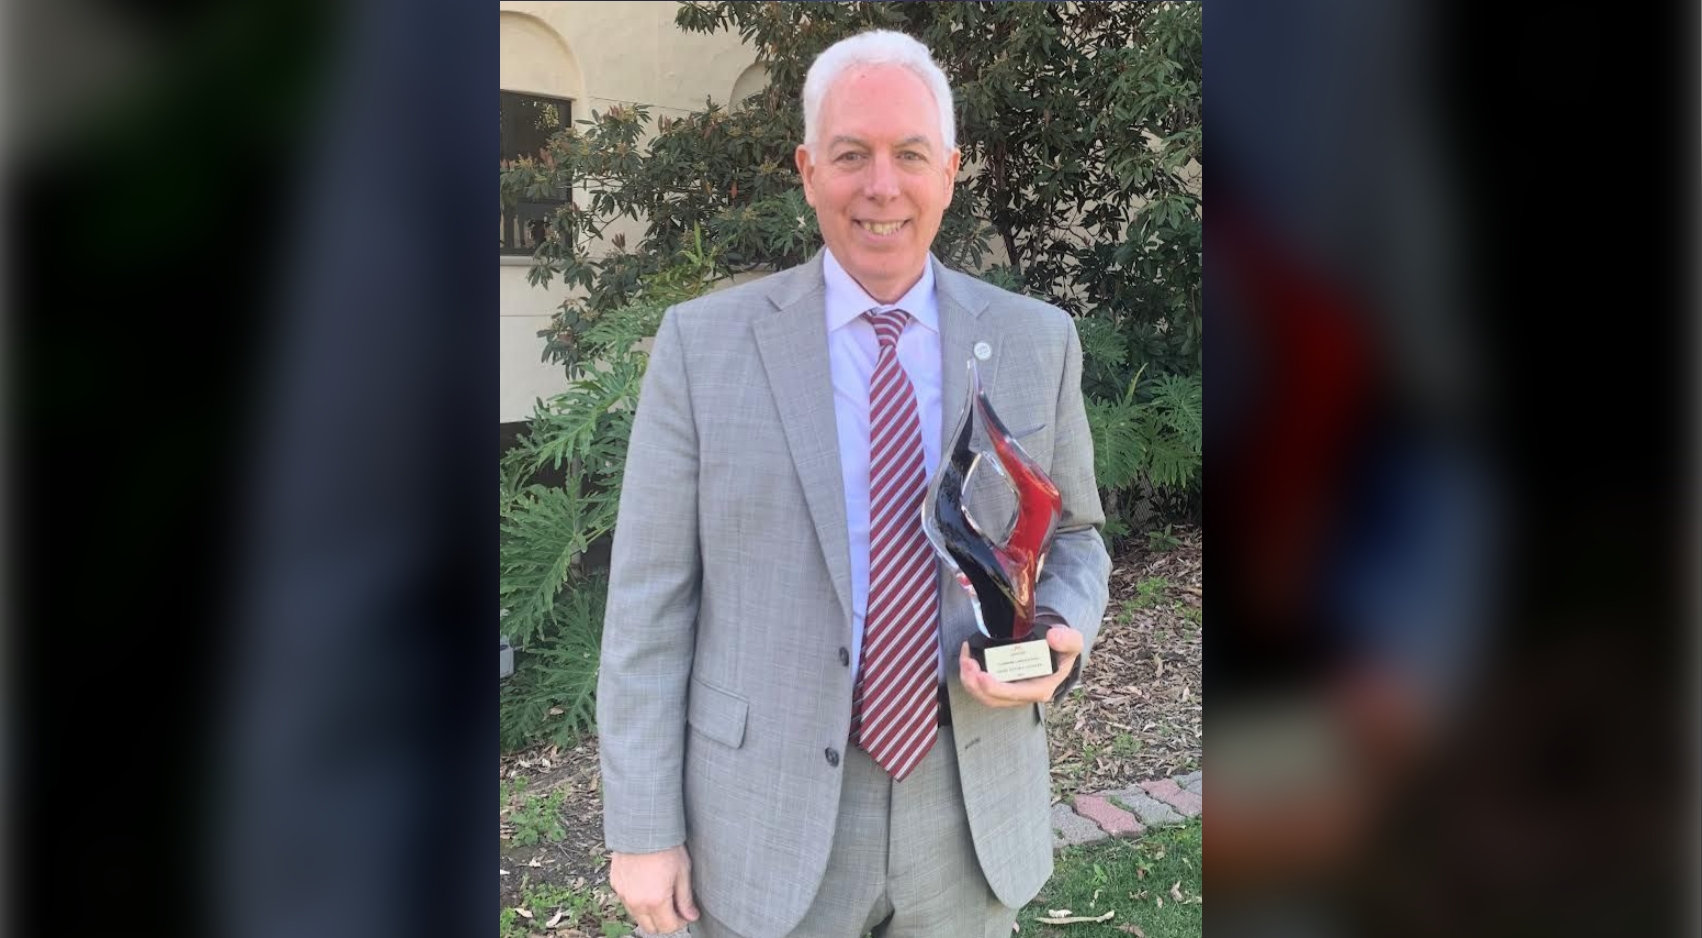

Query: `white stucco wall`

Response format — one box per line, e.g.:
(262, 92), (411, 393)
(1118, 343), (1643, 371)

(499, 2), (764, 422)
(499, 259), (573, 423)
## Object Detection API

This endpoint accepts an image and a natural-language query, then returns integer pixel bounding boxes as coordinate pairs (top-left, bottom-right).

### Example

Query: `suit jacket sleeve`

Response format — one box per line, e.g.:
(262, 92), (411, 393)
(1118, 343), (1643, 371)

(596, 306), (700, 853)
(1034, 314), (1112, 700)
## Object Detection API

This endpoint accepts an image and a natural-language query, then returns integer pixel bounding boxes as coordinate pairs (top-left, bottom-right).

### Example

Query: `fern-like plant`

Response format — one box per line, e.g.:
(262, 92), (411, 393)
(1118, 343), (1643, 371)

(498, 230), (723, 750)
(499, 574), (608, 749)
(1085, 364), (1203, 548)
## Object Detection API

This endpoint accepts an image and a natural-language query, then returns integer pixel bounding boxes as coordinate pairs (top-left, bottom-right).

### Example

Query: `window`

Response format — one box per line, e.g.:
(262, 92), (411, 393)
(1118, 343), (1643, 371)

(500, 90), (573, 256)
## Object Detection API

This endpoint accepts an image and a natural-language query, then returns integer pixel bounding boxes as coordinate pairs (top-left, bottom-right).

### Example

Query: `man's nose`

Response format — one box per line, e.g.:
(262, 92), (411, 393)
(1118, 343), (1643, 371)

(863, 153), (900, 200)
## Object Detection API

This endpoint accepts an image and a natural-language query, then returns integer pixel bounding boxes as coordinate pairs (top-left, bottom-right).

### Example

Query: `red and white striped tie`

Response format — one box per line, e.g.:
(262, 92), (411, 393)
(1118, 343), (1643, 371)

(851, 308), (939, 782)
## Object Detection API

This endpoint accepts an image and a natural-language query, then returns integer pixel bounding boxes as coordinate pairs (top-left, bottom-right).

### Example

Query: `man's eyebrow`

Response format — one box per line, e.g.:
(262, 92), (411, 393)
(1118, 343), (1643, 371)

(827, 134), (934, 151)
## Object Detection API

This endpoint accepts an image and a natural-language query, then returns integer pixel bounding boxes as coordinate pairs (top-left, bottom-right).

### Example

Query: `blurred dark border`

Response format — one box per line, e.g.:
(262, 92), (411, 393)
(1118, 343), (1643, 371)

(1207, 0), (1699, 935)
(4, 1), (1696, 936)
(9, 1), (490, 935)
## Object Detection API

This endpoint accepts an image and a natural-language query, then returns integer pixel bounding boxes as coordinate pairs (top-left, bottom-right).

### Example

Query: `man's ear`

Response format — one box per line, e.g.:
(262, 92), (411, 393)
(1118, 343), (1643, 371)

(795, 144), (817, 207)
(944, 147), (962, 205)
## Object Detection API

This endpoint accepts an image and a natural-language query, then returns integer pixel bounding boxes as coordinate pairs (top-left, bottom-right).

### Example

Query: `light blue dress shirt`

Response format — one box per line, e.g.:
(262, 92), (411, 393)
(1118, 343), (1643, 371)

(822, 248), (945, 686)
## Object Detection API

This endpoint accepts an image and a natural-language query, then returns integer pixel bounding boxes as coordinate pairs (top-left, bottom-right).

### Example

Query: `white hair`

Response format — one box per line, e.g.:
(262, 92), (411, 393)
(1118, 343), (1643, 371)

(802, 29), (957, 156)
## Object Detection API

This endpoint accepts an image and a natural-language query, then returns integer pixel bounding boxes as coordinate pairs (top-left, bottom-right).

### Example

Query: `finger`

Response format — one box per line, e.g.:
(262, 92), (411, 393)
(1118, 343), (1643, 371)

(958, 642), (980, 686)
(991, 658), (1069, 703)
(651, 903), (682, 935)
(675, 861), (699, 922)
(1046, 626), (1085, 655)
(957, 647), (999, 707)
(973, 665), (1044, 705)
(1038, 653), (1078, 693)
(981, 676), (1046, 704)
(1039, 667), (1071, 701)
(633, 912), (656, 936)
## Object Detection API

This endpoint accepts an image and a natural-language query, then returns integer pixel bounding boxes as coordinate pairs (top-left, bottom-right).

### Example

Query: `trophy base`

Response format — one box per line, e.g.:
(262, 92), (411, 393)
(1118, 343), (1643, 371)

(969, 629), (1059, 683)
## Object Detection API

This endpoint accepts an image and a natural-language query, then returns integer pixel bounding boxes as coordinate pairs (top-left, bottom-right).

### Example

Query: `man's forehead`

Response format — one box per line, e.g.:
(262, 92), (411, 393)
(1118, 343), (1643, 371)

(825, 65), (936, 110)
(837, 61), (926, 89)
(820, 67), (942, 145)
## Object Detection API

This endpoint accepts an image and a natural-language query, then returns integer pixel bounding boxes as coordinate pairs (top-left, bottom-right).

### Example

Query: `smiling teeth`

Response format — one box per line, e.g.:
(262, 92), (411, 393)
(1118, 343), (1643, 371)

(863, 221), (903, 235)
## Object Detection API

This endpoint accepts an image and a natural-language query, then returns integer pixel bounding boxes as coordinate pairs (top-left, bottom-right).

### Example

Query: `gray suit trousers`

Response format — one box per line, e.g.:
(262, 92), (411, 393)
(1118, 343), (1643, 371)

(689, 725), (1018, 938)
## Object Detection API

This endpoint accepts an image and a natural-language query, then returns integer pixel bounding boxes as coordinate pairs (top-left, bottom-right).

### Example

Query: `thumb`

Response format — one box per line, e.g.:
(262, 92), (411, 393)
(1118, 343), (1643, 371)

(675, 859), (699, 921)
(1046, 626), (1083, 655)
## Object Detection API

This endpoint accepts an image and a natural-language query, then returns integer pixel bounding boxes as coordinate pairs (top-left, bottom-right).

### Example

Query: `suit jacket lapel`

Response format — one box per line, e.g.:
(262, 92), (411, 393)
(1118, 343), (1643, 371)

(753, 256), (855, 626)
(934, 260), (997, 458)
(933, 260), (998, 656)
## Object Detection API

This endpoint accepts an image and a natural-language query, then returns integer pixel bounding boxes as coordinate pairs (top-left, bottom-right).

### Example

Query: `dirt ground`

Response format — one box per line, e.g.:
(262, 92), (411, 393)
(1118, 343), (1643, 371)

(499, 526), (1202, 932)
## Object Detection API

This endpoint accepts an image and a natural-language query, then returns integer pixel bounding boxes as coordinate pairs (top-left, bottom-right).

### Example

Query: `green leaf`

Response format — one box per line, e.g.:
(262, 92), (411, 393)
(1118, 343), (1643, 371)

(1085, 395), (1145, 492)
(1075, 316), (1128, 370)
(499, 574), (608, 748)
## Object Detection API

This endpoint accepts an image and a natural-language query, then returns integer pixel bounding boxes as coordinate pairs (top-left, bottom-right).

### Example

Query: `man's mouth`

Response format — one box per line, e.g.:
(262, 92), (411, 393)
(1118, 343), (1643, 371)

(857, 220), (908, 236)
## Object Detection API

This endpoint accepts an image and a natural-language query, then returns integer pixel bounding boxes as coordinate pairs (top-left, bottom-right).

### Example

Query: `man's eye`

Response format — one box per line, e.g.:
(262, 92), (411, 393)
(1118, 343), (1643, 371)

(836, 152), (864, 162)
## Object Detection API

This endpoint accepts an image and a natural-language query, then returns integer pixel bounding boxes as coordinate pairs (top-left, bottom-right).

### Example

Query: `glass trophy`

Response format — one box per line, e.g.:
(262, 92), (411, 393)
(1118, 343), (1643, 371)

(922, 359), (1063, 683)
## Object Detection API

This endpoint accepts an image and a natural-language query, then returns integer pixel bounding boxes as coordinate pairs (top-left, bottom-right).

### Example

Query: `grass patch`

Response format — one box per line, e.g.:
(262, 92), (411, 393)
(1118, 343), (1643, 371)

(501, 776), (567, 847)
(1021, 820), (1201, 937)
(1133, 576), (1171, 609)
(501, 874), (631, 938)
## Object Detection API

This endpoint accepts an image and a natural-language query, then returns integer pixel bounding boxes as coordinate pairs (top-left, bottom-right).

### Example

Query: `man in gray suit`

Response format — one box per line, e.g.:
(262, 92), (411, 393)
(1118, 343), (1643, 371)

(598, 29), (1112, 938)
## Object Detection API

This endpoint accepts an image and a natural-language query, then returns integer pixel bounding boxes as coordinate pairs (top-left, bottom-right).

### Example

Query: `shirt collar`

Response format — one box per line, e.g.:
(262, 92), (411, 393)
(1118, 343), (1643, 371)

(822, 247), (939, 335)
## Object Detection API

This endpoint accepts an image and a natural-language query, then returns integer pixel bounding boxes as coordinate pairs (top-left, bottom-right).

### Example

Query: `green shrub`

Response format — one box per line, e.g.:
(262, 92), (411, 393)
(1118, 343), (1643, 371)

(1085, 364), (1203, 543)
(498, 235), (722, 749)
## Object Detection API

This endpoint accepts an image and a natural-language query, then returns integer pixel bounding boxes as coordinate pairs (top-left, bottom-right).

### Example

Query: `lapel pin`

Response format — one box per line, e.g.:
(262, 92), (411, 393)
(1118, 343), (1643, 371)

(973, 341), (993, 361)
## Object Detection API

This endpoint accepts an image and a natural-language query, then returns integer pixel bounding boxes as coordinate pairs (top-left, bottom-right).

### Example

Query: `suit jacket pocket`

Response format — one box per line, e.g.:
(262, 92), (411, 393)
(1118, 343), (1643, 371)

(687, 677), (749, 749)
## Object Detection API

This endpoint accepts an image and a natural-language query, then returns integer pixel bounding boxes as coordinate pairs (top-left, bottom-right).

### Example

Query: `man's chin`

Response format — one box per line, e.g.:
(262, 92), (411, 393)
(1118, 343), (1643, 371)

(839, 246), (919, 272)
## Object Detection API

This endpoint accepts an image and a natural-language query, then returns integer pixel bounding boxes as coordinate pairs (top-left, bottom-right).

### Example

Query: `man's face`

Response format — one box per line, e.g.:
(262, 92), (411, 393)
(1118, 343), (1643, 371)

(796, 64), (961, 304)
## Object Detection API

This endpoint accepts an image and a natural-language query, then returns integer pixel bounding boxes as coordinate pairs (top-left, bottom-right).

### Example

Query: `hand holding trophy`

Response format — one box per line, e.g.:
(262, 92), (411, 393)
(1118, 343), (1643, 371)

(922, 359), (1065, 684)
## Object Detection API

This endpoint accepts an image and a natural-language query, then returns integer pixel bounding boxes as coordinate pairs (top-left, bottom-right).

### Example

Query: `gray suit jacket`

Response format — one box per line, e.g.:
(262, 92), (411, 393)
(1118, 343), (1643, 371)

(597, 251), (1111, 938)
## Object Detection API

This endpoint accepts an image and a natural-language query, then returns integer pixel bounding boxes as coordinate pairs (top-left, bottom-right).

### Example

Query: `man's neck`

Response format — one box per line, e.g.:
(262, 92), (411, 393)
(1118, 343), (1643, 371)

(848, 268), (924, 307)
(864, 283), (918, 307)
(823, 249), (939, 335)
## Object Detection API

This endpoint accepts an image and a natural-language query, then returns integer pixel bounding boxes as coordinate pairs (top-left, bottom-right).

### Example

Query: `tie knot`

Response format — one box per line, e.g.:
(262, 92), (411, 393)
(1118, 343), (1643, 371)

(865, 309), (910, 350)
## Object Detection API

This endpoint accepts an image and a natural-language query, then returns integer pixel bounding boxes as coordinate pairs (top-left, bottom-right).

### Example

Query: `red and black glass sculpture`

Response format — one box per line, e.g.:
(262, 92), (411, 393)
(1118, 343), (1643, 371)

(922, 359), (1064, 683)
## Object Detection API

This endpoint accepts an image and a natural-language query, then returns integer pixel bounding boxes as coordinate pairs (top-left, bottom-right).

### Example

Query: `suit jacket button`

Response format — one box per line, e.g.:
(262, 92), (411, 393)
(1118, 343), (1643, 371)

(838, 647), (850, 666)
(825, 747), (840, 767)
